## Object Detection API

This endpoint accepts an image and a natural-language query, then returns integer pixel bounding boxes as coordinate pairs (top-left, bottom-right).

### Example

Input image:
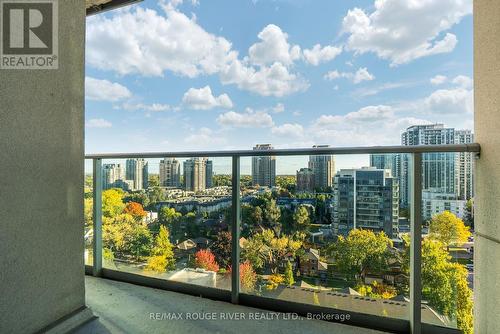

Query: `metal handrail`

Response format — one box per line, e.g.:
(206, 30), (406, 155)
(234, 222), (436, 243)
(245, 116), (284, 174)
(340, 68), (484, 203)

(84, 143), (480, 159)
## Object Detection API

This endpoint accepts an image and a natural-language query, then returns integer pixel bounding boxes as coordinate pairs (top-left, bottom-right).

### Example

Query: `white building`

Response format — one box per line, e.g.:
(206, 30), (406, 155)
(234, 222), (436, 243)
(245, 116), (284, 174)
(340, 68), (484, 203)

(422, 191), (466, 221)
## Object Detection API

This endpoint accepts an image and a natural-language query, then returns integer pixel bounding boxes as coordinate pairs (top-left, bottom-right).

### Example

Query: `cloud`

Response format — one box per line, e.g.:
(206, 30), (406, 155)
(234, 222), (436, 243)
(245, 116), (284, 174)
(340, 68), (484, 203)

(271, 123), (304, 137)
(85, 77), (132, 102)
(220, 60), (309, 97)
(86, 6), (237, 77)
(182, 86), (233, 110)
(87, 7), (310, 97)
(430, 75), (447, 85)
(121, 102), (171, 112)
(248, 24), (301, 66)
(324, 67), (375, 84)
(425, 88), (473, 114)
(303, 44), (342, 66)
(217, 110), (274, 128)
(353, 81), (415, 97)
(310, 105), (432, 146)
(452, 75), (473, 89)
(272, 103), (285, 113)
(342, 0), (471, 65)
(184, 127), (226, 146)
(86, 118), (113, 128)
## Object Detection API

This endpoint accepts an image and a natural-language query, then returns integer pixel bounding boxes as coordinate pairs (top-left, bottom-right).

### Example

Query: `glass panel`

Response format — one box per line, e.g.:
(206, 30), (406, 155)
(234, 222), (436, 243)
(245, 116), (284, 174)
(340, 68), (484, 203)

(420, 151), (474, 333)
(239, 153), (409, 321)
(84, 159), (93, 266)
(100, 157), (232, 291)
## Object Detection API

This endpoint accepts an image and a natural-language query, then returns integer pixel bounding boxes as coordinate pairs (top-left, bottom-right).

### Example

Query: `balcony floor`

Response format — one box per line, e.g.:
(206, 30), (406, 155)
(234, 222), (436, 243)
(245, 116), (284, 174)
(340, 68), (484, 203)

(76, 276), (386, 334)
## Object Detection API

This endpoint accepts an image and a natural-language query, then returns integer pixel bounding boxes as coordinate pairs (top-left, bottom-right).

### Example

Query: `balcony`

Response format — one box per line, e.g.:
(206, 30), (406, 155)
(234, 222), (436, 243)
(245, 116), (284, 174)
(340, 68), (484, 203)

(82, 144), (478, 334)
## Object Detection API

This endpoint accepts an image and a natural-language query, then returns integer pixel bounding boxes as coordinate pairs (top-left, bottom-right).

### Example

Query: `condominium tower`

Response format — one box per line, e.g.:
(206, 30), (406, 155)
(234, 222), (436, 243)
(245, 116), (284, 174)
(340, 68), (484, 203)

(308, 145), (335, 190)
(184, 158), (213, 192)
(159, 158), (181, 188)
(252, 144), (276, 187)
(125, 158), (148, 190)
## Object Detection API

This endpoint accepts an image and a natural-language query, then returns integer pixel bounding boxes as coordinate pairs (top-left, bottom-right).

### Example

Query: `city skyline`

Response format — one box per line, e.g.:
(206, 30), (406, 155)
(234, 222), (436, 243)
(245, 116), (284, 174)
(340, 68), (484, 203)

(85, 0), (473, 161)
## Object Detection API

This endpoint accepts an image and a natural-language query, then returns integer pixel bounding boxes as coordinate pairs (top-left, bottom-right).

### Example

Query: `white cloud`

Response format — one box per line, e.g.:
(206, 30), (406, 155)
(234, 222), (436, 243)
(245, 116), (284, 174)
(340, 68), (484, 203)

(271, 123), (304, 137)
(430, 75), (447, 85)
(452, 75), (473, 89)
(324, 67), (374, 84)
(425, 88), (473, 114)
(217, 110), (274, 128)
(184, 127), (226, 146)
(87, 7), (310, 97)
(248, 24), (301, 66)
(182, 86), (233, 110)
(310, 105), (432, 146)
(86, 118), (113, 128)
(85, 77), (132, 102)
(272, 103), (285, 113)
(342, 0), (471, 65)
(86, 7), (237, 77)
(220, 60), (309, 97)
(303, 44), (342, 66)
(121, 102), (171, 112)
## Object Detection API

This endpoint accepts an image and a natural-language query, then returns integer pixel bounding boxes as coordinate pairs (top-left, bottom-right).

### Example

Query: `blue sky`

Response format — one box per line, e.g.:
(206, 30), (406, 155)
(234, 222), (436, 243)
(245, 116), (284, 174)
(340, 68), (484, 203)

(85, 0), (473, 174)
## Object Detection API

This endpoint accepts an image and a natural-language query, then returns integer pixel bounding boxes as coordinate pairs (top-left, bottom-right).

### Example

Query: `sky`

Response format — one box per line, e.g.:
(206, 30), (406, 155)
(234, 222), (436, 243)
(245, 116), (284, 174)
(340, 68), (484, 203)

(84, 0), (473, 174)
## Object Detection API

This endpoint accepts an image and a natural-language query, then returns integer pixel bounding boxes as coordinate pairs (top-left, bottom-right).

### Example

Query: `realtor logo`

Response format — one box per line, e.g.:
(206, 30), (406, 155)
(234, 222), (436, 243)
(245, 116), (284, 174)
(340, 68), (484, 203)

(1, 0), (58, 69)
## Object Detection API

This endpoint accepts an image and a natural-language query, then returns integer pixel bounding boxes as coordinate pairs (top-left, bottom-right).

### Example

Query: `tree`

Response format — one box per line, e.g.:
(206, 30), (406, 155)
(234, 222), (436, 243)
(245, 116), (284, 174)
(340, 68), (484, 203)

(147, 187), (166, 207)
(429, 211), (471, 247)
(284, 260), (295, 286)
(123, 202), (147, 220)
(102, 188), (125, 218)
(265, 199), (281, 225)
(159, 207), (181, 226)
(84, 197), (93, 228)
(194, 249), (219, 272)
(463, 199), (474, 229)
(252, 206), (264, 225)
(125, 223), (153, 260)
(293, 205), (310, 229)
(266, 273), (284, 290)
(146, 226), (175, 273)
(124, 192), (150, 208)
(327, 229), (393, 281)
(211, 231), (232, 269)
(228, 261), (257, 293)
(403, 237), (473, 334)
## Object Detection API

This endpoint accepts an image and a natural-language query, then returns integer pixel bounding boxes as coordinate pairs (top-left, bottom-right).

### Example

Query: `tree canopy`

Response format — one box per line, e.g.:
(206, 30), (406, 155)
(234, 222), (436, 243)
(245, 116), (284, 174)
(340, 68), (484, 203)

(429, 211), (471, 246)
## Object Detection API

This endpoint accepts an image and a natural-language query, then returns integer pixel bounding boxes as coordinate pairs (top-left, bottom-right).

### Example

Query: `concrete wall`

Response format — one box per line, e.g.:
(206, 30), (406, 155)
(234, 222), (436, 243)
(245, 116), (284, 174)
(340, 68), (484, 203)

(0, 1), (86, 333)
(474, 1), (500, 333)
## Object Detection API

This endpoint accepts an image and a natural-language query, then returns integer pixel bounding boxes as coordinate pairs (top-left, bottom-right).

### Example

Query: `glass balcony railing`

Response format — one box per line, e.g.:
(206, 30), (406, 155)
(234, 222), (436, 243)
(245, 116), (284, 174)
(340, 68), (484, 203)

(83, 144), (479, 334)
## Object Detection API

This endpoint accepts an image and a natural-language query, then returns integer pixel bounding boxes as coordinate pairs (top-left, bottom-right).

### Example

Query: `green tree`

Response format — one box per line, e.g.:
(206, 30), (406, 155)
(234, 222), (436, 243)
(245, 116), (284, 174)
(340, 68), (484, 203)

(146, 225), (175, 272)
(102, 188), (125, 218)
(293, 205), (310, 229)
(327, 229), (393, 281)
(124, 191), (150, 208)
(159, 207), (181, 226)
(429, 211), (471, 247)
(211, 231), (232, 269)
(265, 199), (281, 225)
(284, 260), (295, 286)
(463, 199), (474, 229)
(252, 206), (264, 225)
(403, 237), (473, 334)
(147, 187), (166, 207)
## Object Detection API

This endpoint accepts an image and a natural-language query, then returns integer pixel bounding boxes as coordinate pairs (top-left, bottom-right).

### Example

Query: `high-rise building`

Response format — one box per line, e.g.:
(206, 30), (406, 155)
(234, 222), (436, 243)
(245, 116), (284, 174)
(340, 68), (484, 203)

(369, 154), (401, 179)
(205, 160), (213, 188)
(308, 145), (335, 190)
(142, 163), (149, 190)
(454, 130), (474, 200)
(102, 164), (128, 190)
(252, 144), (276, 187)
(184, 158), (211, 192)
(296, 168), (315, 192)
(400, 124), (456, 207)
(332, 167), (399, 238)
(126, 158), (147, 190)
(422, 191), (466, 221)
(159, 158), (181, 188)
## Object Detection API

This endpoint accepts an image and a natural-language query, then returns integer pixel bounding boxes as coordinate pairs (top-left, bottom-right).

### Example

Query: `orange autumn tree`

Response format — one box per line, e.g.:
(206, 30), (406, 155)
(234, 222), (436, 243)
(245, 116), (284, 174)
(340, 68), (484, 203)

(227, 260), (258, 292)
(194, 249), (219, 272)
(123, 202), (147, 220)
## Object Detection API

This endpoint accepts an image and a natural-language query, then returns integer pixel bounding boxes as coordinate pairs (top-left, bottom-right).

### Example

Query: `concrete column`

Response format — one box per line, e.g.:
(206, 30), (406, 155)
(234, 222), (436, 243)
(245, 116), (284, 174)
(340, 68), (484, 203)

(474, 1), (500, 333)
(0, 1), (87, 333)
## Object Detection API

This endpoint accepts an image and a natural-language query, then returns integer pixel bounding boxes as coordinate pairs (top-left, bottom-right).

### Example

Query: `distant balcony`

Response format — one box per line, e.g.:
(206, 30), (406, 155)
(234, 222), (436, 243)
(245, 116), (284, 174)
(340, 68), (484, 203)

(84, 144), (479, 334)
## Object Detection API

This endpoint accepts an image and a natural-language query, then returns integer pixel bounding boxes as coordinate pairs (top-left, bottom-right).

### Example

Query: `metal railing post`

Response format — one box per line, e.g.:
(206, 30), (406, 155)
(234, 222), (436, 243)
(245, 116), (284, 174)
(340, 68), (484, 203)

(410, 153), (422, 334)
(93, 158), (103, 277)
(231, 155), (241, 304)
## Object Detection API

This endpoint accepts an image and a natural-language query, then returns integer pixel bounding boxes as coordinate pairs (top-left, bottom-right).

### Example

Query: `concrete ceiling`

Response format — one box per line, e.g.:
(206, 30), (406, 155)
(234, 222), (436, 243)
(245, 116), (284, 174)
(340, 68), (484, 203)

(86, 0), (141, 16)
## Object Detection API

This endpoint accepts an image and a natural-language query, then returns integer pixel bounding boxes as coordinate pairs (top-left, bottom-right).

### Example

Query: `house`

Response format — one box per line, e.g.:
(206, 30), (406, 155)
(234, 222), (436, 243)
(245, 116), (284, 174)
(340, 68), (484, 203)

(300, 248), (328, 279)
